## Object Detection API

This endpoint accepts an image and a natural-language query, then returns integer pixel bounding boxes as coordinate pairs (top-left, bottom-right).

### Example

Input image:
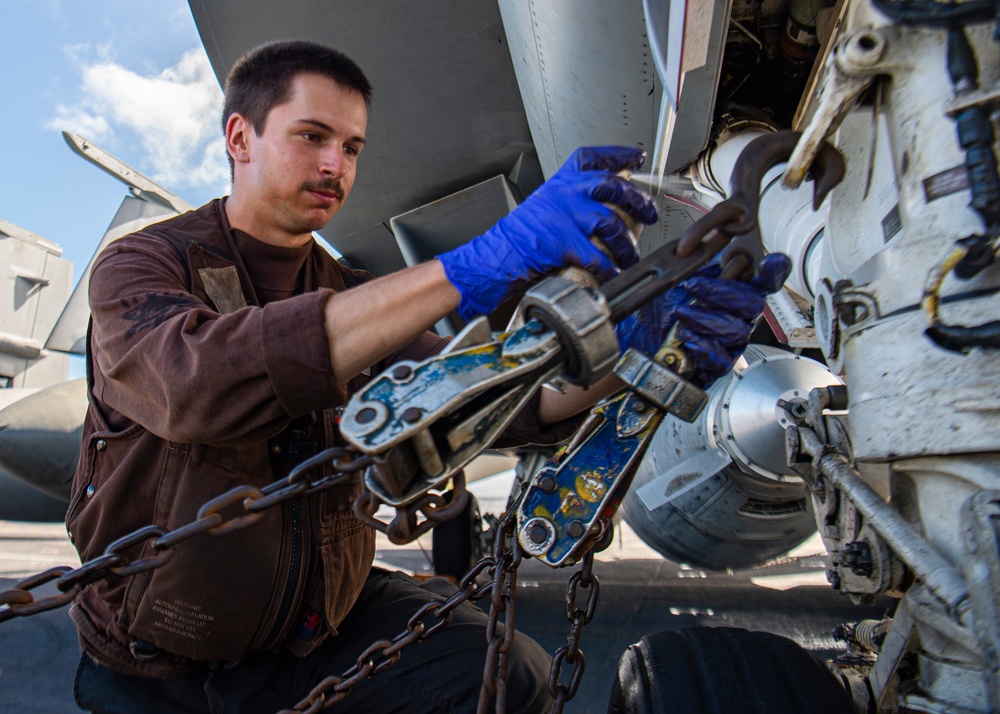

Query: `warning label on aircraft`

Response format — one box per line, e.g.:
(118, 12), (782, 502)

(923, 165), (970, 203)
(881, 204), (902, 244)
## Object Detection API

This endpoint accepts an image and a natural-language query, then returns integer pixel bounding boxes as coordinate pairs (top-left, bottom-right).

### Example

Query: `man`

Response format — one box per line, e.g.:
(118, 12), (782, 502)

(69, 40), (788, 713)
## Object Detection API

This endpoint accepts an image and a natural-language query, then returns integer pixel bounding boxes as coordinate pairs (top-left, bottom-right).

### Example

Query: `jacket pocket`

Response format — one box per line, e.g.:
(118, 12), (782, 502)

(66, 422), (149, 562)
(126, 444), (286, 661)
(320, 514), (375, 634)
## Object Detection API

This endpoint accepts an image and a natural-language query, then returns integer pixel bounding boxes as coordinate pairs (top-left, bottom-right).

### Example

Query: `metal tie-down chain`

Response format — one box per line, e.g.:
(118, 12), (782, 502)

(281, 553), (498, 713)
(289, 485), (600, 714)
(353, 470), (474, 545)
(549, 552), (600, 711)
(0, 445), (596, 713)
(479, 502), (523, 713)
(0, 447), (370, 623)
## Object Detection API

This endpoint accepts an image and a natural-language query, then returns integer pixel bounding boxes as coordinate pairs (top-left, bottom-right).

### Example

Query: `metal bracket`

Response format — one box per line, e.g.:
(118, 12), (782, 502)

(786, 27), (896, 188)
(613, 348), (708, 423)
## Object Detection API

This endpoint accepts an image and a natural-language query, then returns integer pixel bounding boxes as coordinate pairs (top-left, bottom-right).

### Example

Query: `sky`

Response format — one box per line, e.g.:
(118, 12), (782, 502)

(1, 1), (234, 378)
(1, 1), (229, 282)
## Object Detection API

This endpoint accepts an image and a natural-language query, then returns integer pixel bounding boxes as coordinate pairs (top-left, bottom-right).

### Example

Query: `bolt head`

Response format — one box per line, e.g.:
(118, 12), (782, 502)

(528, 524), (549, 544)
(401, 407), (423, 424)
(356, 407), (377, 424)
(392, 365), (413, 380)
(538, 476), (557, 494)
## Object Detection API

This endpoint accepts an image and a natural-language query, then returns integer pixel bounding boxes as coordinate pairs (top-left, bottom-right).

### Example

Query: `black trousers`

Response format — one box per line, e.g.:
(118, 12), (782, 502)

(75, 568), (552, 713)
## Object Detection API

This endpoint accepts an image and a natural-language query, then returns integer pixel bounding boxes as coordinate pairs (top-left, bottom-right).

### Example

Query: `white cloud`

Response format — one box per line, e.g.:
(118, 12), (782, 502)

(50, 109), (113, 143)
(48, 48), (229, 193)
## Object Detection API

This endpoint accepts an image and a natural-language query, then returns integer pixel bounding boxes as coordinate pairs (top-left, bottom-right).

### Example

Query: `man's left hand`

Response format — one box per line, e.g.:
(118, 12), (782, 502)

(615, 253), (792, 388)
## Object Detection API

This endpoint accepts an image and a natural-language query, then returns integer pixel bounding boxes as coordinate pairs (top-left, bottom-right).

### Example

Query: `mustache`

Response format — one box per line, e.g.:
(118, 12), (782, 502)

(301, 179), (344, 201)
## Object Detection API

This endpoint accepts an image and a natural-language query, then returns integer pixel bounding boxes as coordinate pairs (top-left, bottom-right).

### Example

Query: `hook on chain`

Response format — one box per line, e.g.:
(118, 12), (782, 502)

(677, 130), (846, 280)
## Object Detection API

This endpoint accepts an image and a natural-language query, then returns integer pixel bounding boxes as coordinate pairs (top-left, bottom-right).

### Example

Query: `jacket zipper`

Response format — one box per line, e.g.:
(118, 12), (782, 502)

(262, 496), (303, 648)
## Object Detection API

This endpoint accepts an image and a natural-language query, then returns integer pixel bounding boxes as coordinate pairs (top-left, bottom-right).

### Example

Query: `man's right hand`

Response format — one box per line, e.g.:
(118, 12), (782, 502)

(438, 146), (659, 321)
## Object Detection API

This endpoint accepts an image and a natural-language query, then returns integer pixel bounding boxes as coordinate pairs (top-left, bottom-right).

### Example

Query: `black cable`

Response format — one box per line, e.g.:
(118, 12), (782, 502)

(922, 24), (1000, 350)
(927, 319), (1000, 350)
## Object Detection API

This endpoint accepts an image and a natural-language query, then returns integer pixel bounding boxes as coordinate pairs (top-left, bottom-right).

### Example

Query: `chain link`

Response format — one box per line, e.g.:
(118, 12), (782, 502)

(281, 553), (498, 713)
(352, 471), (472, 545)
(548, 551), (600, 712)
(478, 502), (524, 713)
(0, 447), (369, 624)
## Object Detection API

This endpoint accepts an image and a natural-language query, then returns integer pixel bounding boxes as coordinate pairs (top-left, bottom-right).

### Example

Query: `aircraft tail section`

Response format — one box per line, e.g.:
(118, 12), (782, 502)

(45, 195), (181, 354)
(45, 132), (193, 355)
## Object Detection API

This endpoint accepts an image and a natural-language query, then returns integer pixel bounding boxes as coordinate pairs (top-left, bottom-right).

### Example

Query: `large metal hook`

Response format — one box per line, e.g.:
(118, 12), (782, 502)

(677, 130), (846, 279)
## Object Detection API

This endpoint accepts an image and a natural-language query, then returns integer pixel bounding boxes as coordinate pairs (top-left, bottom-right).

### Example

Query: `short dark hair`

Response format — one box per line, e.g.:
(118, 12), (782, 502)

(222, 40), (373, 173)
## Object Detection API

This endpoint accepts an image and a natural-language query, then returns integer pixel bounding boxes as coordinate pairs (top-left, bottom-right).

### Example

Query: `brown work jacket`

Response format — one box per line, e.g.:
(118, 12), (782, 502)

(67, 199), (569, 678)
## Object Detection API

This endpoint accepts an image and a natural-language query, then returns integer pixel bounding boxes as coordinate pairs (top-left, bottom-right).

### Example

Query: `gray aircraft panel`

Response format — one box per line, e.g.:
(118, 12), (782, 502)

(186, 0), (727, 271)
(497, 0), (661, 178)
(0, 220), (72, 388)
(188, 0), (537, 252)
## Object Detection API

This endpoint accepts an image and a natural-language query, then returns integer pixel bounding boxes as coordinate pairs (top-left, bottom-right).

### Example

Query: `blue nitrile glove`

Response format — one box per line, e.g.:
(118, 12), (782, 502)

(438, 146), (659, 321)
(615, 253), (792, 388)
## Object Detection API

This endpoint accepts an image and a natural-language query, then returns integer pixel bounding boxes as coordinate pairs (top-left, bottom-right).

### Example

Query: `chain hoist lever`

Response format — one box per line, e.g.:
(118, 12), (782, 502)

(517, 387), (664, 567)
(340, 245), (718, 511)
(340, 315), (566, 507)
(517, 344), (712, 567)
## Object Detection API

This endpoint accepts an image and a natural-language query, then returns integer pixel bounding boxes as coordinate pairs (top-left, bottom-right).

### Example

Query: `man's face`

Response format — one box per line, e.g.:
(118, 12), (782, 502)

(236, 73), (368, 244)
